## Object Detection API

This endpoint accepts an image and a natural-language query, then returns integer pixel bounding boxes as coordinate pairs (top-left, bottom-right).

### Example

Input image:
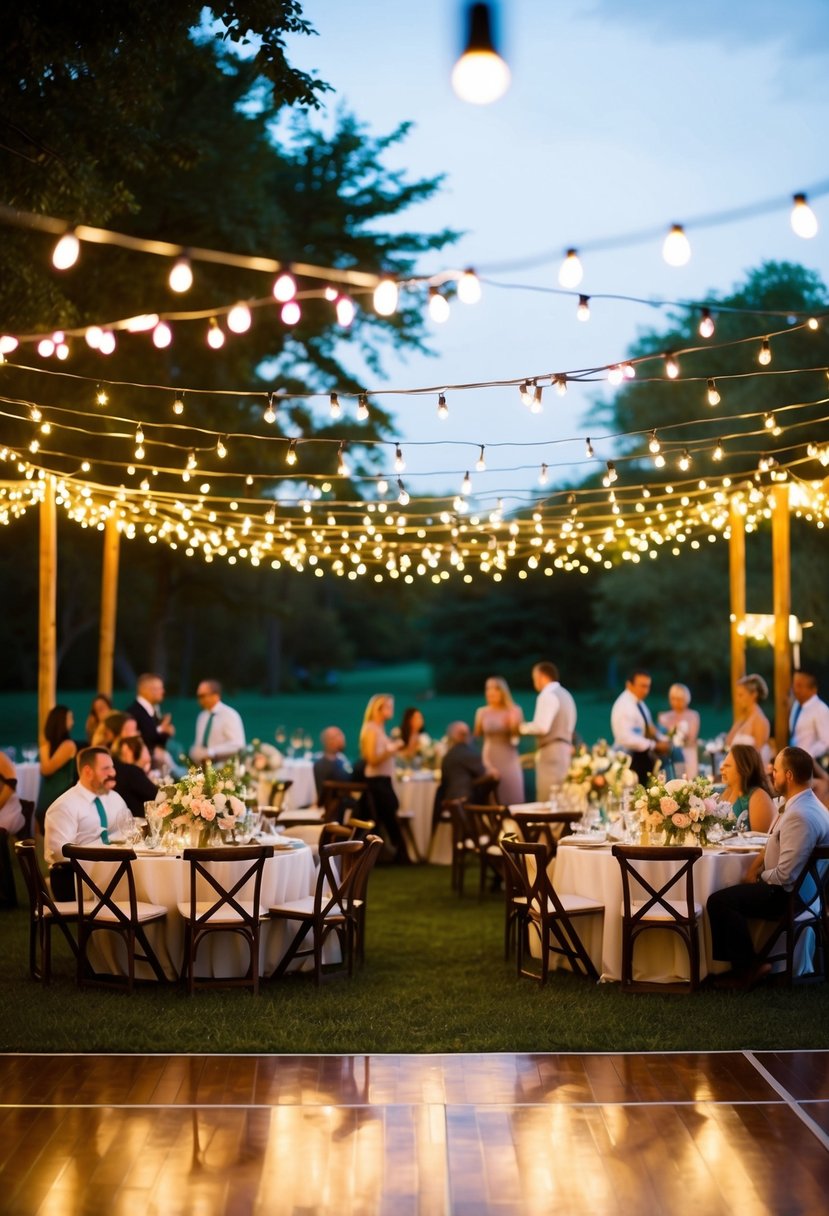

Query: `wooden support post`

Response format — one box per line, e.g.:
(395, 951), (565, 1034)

(728, 497), (746, 721)
(38, 476), (57, 733)
(97, 513), (120, 697)
(771, 484), (792, 753)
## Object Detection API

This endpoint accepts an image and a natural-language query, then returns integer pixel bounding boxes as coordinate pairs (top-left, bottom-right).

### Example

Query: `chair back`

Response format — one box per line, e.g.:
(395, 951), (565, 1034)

(14, 838), (48, 917)
(757, 843), (829, 979)
(18, 798), (35, 839)
(316, 839), (365, 919)
(0, 827), (17, 907)
(320, 779), (369, 824)
(612, 845), (702, 926)
(499, 836), (548, 910)
(62, 844), (141, 927)
(349, 834), (383, 903)
(181, 845), (274, 927)
(268, 780), (293, 812)
(472, 774), (500, 804)
(462, 803), (511, 846)
(511, 809), (583, 863)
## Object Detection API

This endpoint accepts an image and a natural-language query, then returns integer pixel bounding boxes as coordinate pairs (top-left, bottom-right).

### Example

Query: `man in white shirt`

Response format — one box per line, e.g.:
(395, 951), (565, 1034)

(44, 747), (131, 872)
(708, 746), (829, 989)
(190, 679), (246, 764)
(519, 662), (577, 801)
(611, 669), (670, 785)
(789, 670), (829, 760)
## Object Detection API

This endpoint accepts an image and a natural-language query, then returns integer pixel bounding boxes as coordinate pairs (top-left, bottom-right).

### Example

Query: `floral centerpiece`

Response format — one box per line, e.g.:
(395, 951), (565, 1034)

(565, 741), (636, 805)
(633, 775), (735, 845)
(155, 763), (250, 847)
(237, 739), (283, 774)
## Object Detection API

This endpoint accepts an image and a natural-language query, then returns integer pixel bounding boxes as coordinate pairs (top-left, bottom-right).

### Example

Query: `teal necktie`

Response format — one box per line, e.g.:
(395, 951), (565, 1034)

(201, 712), (215, 747)
(789, 702), (802, 746)
(94, 796), (109, 844)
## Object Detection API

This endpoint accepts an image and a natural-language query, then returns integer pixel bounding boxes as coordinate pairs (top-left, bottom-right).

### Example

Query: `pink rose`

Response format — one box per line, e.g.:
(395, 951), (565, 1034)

(660, 796), (679, 815)
(671, 812), (691, 829)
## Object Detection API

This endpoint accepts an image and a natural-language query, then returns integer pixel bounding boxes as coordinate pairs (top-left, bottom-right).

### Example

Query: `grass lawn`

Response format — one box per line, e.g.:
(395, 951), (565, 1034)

(1, 863), (827, 1056)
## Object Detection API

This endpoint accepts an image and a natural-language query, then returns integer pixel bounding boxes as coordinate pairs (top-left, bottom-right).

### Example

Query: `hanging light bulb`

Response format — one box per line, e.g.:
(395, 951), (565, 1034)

(476, 445), (486, 472)
(273, 271), (297, 302)
(394, 444), (406, 473)
(37, 338), (55, 358)
(85, 326), (103, 350)
(664, 352), (680, 379)
(707, 379), (721, 407)
(764, 411), (776, 430)
(662, 224), (691, 267)
(207, 318), (225, 349)
(98, 331), (116, 354)
(397, 478), (410, 506)
(807, 317), (820, 331)
(791, 192), (818, 239)
(373, 277), (398, 316)
(437, 392), (449, 420)
(335, 296), (355, 327)
(281, 301), (301, 325)
(337, 442), (349, 476)
(602, 461), (617, 487)
(713, 439), (724, 461)
(263, 395), (276, 425)
(758, 338), (772, 366)
(152, 321), (172, 348)
(216, 437), (227, 459)
(135, 424), (145, 446)
(187, 449), (197, 470)
(654, 452), (666, 469)
(698, 308), (715, 338)
(623, 362), (636, 380)
(558, 249), (583, 289)
(585, 437), (594, 458)
(329, 392), (341, 419)
(538, 463), (549, 486)
(576, 295), (590, 322)
(0, 335), (18, 355)
(451, 3), (510, 105)
(457, 268), (482, 304)
(29, 405), (42, 423)
(286, 438), (298, 466)
(134, 443), (145, 461)
(607, 365), (623, 386)
(95, 385), (108, 406)
(168, 257), (193, 293)
(172, 394), (184, 416)
(648, 430), (661, 454)
(55, 341), (69, 360)
(461, 471), (472, 495)
(227, 303), (252, 333)
(428, 287), (450, 323)
(377, 477), (389, 496)
(357, 393), (370, 421)
(530, 385), (543, 413)
(555, 375), (568, 396)
(52, 230), (80, 270)
(518, 381), (533, 406)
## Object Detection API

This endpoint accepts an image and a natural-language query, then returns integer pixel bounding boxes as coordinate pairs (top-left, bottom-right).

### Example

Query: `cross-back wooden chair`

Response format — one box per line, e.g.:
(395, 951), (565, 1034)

(612, 844), (703, 992)
(460, 803), (512, 898)
(14, 838), (79, 981)
(510, 809), (583, 867)
(752, 844), (829, 984)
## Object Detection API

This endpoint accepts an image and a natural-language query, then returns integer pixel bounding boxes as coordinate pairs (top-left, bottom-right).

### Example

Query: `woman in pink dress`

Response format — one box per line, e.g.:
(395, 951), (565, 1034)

(474, 677), (525, 806)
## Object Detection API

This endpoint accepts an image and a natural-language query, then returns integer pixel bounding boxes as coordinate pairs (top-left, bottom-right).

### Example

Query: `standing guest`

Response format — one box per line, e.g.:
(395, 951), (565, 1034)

(313, 726), (352, 801)
(113, 735), (158, 817)
(189, 679), (246, 764)
(725, 673), (772, 764)
(658, 683), (701, 778)
(789, 670), (829, 760)
(611, 669), (670, 785)
(440, 721), (498, 803)
(475, 677), (525, 805)
(44, 747), (132, 897)
(0, 750), (24, 835)
(718, 744), (776, 834)
(36, 705), (78, 823)
(398, 707), (426, 762)
(359, 694), (406, 863)
(708, 747), (829, 989)
(519, 662), (577, 801)
(84, 693), (112, 743)
(127, 673), (177, 769)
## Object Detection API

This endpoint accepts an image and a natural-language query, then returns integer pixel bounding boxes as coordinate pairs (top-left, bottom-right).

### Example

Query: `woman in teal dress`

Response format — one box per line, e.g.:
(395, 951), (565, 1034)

(719, 743), (776, 833)
(36, 705), (79, 824)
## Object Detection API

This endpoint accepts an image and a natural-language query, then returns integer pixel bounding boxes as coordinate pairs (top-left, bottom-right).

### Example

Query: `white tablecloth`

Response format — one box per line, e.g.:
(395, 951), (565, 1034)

(551, 844), (757, 983)
(255, 758), (316, 810)
(83, 844), (315, 981)
(393, 774), (451, 864)
(15, 762), (41, 805)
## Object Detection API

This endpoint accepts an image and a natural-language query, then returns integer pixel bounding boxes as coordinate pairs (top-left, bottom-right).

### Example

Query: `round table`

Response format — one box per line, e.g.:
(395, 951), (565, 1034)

(255, 759), (316, 810)
(393, 774), (452, 864)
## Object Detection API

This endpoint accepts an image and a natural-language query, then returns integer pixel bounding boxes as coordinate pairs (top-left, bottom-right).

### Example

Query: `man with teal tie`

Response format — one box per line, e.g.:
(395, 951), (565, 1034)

(189, 679), (246, 765)
(43, 747), (131, 895)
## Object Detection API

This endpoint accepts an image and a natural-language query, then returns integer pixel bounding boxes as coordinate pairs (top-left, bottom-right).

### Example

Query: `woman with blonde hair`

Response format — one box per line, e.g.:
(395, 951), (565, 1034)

(359, 693), (406, 862)
(658, 683), (701, 777)
(725, 673), (772, 763)
(474, 676), (524, 805)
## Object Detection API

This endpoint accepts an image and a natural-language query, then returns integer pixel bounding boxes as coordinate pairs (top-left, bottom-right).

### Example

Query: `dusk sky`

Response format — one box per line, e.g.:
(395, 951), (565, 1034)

(281, 0), (828, 501)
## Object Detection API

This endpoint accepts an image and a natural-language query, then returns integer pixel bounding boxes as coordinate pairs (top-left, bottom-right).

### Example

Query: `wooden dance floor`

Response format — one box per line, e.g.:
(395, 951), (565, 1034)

(1, 1051), (828, 1214)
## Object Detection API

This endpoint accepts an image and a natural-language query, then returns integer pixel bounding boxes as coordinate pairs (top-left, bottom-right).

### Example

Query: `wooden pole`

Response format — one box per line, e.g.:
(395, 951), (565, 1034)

(97, 513), (120, 697)
(728, 496), (746, 721)
(38, 476), (57, 733)
(771, 484), (792, 753)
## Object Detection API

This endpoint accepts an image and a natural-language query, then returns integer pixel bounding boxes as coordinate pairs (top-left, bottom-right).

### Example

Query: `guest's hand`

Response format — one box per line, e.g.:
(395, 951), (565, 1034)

(742, 854), (765, 884)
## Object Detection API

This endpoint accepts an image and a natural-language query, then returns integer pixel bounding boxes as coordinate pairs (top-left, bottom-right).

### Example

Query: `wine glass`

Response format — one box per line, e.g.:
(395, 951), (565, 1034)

(289, 728), (303, 758)
(621, 809), (640, 843)
(144, 801), (165, 848)
(275, 725), (287, 748)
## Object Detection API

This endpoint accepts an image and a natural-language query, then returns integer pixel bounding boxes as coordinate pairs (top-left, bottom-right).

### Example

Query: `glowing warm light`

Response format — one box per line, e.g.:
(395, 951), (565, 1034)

(286, 439), (298, 466)
(395, 445), (406, 473)
(791, 192), (818, 238)
(576, 295), (590, 322)
(263, 396), (276, 424)
(95, 387), (108, 406)
(168, 257), (193, 293)
(37, 338), (55, 357)
(397, 479), (410, 506)
(152, 321), (172, 348)
(437, 392), (449, 420)
(85, 326), (103, 349)
(558, 249), (583, 289)
(0, 335), (18, 354)
(462, 471), (472, 495)
(648, 431), (661, 454)
(457, 268), (482, 303)
(476, 445), (486, 472)
(336, 296), (355, 326)
(530, 385), (543, 413)
(428, 288), (450, 323)
(207, 318), (225, 349)
(124, 313), (159, 332)
(98, 331), (116, 354)
(607, 365), (623, 386)
(699, 308), (715, 338)
(679, 449), (691, 471)
(55, 342), (69, 360)
(451, 3), (510, 105)
(662, 224), (691, 267)
(273, 272), (297, 302)
(52, 231), (80, 270)
(664, 353), (680, 379)
(329, 393), (342, 419)
(172, 394), (184, 416)
(758, 338), (772, 365)
(227, 303), (252, 333)
(373, 278), (398, 316)
(281, 301), (301, 325)
(706, 379), (721, 407)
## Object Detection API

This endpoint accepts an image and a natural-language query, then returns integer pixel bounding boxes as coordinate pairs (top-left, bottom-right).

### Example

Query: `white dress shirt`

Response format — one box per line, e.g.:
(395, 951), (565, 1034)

(190, 700), (246, 762)
(789, 694), (829, 759)
(44, 782), (130, 866)
(520, 682), (577, 749)
(611, 689), (656, 754)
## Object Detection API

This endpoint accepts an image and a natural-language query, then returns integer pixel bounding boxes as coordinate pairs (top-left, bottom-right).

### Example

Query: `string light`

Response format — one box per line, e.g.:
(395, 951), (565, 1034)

(377, 477), (388, 496)
(227, 303), (252, 333)
(394, 444), (406, 473)
(451, 2), (511, 105)
(707, 378), (721, 406)
(519, 381), (533, 406)
(538, 463), (549, 486)
(558, 248), (583, 289)
(791, 192), (818, 239)
(476, 445), (486, 472)
(0, 335), (18, 354)
(664, 352), (680, 379)
(337, 442), (349, 476)
(576, 295), (590, 322)
(52, 231), (80, 270)
(758, 338), (772, 365)
(428, 287), (450, 323)
(273, 271), (297, 302)
(29, 405), (42, 423)
(373, 277), (398, 316)
(679, 449), (691, 471)
(585, 438), (594, 458)
(263, 395), (276, 425)
(437, 392), (449, 420)
(397, 478), (410, 506)
(623, 362), (636, 380)
(461, 471), (472, 495)
(286, 438), (298, 466)
(168, 257), (193, 293)
(648, 430), (661, 454)
(135, 424), (144, 446)
(357, 393), (370, 421)
(281, 301), (301, 325)
(457, 268), (482, 304)
(699, 308), (715, 338)
(607, 365), (623, 386)
(807, 317), (820, 331)
(186, 449), (197, 470)
(329, 392), (341, 419)
(713, 439), (725, 461)
(216, 437), (227, 459)
(554, 375), (568, 396)
(662, 224), (691, 267)
(95, 385), (108, 406)
(152, 321), (172, 348)
(37, 338), (55, 358)
(531, 385), (543, 413)
(335, 296), (355, 327)
(764, 411), (776, 429)
(206, 317), (225, 349)
(602, 461), (617, 487)
(172, 393), (184, 416)
(98, 331), (116, 355)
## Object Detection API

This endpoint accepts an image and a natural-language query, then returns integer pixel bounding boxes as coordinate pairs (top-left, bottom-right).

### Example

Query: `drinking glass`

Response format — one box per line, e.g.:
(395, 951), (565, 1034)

(22, 747), (38, 764)
(621, 809), (639, 843)
(289, 729), (303, 757)
(145, 801), (165, 848)
(275, 725), (287, 748)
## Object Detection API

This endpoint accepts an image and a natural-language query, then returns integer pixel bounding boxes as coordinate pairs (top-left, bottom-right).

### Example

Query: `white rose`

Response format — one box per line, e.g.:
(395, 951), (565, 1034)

(228, 795), (246, 816)
(665, 779), (687, 794)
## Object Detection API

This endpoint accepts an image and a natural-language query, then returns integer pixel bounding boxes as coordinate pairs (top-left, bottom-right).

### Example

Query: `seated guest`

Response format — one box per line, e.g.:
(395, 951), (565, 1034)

(84, 692), (113, 743)
(37, 705), (78, 824)
(90, 711), (139, 749)
(189, 679), (246, 764)
(113, 735), (158, 817)
(44, 747), (132, 898)
(719, 744), (776, 833)
(398, 706), (426, 761)
(0, 750), (25, 835)
(440, 721), (499, 803)
(708, 747), (829, 989)
(313, 726), (352, 801)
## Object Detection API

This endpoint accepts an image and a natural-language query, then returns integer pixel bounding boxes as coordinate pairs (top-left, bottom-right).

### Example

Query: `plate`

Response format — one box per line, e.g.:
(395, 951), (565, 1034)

(559, 835), (608, 849)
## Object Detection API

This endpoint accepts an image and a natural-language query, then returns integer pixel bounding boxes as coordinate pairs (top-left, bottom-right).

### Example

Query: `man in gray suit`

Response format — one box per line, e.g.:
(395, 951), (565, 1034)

(708, 746), (829, 989)
(519, 662), (577, 801)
